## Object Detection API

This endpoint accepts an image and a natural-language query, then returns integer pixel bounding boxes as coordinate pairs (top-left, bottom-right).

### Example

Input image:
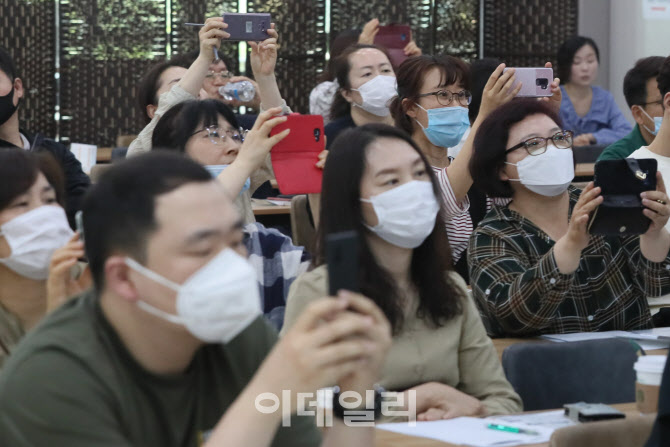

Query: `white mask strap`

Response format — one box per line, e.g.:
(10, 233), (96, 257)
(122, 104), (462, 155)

(136, 301), (184, 325)
(125, 257), (181, 292)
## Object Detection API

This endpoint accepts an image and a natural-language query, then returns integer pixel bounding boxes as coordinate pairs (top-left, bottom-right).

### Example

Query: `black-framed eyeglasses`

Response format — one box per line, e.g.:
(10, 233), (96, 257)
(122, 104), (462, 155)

(190, 125), (246, 145)
(205, 71), (233, 80)
(505, 130), (574, 156)
(417, 89), (472, 107)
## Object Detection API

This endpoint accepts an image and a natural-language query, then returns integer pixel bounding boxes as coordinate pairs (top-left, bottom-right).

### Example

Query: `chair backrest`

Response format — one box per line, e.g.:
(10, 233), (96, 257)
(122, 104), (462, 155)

(290, 195), (316, 253)
(502, 339), (638, 411)
(573, 144), (607, 163)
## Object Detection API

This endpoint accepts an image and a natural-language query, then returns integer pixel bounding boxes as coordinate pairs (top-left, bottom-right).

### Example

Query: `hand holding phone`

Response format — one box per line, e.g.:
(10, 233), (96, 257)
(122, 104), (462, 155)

(222, 12), (271, 41)
(374, 24), (412, 67)
(270, 114), (325, 195)
(503, 67), (553, 98)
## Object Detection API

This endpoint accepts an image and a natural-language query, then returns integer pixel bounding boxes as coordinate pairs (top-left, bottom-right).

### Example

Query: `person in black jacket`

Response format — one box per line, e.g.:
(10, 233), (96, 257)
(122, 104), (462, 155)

(0, 47), (90, 227)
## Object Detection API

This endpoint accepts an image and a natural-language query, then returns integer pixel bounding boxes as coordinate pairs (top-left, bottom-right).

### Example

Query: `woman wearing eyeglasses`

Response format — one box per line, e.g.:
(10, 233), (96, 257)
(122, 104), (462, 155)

(389, 57), (552, 280)
(468, 99), (670, 337)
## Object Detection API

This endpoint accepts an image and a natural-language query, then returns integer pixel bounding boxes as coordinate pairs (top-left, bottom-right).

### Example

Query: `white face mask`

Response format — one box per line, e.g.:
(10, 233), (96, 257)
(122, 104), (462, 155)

(505, 147), (574, 197)
(361, 180), (440, 249)
(0, 205), (73, 280)
(351, 75), (397, 117)
(125, 248), (262, 344)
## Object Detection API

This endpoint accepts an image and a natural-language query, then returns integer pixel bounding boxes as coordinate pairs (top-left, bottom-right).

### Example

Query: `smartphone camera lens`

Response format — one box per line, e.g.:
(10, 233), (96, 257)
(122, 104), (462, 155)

(536, 78), (549, 90)
(401, 33), (407, 41)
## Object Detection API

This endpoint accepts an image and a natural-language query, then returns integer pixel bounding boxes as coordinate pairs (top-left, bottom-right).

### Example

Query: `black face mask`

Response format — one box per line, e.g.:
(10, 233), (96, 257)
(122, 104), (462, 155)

(0, 85), (18, 126)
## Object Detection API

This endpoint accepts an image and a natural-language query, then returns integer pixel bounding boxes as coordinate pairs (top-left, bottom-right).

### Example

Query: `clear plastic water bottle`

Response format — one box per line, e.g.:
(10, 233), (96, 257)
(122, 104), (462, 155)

(219, 81), (256, 102)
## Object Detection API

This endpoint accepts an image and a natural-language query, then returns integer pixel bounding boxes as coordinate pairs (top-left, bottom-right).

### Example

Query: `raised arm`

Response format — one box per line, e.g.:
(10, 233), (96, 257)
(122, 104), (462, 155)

(446, 64), (520, 201)
(249, 24), (290, 112)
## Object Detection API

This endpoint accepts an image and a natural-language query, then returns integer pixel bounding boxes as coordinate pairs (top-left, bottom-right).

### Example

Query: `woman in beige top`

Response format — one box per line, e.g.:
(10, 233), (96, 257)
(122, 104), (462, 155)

(283, 124), (522, 420)
(0, 148), (91, 367)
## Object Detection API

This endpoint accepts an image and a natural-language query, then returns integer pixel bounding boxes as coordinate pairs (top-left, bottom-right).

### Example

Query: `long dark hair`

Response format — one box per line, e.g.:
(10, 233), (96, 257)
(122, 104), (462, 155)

(317, 29), (360, 84)
(329, 44), (393, 121)
(316, 124), (464, 333)
(151, 99), (240, 152)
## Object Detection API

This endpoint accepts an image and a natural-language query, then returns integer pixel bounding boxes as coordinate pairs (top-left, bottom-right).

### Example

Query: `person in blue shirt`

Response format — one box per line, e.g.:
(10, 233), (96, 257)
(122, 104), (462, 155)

(557, 36), (632, 146)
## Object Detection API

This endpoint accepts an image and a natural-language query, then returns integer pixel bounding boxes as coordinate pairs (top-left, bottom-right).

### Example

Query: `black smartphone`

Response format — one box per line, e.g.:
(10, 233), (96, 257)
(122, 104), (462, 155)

(222, 12), (271, 41)
(588, 158), (658, 235)
(326, 231), (359, 296)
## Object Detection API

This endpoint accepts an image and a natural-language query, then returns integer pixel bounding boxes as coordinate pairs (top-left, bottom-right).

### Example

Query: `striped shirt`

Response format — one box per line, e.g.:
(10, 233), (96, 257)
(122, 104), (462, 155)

(432, 166), (472, 262)
(468, 187), (669, 337)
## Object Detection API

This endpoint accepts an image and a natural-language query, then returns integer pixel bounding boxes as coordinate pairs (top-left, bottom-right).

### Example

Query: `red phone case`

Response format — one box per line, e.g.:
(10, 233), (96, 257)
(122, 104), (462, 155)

(270, 114), (325, 195)
(374, 24), (412, 67)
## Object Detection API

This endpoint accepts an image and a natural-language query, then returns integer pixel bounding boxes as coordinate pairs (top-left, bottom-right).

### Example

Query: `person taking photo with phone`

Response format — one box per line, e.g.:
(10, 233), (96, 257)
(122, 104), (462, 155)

(468, 99), (670, 337)
(282, 124), (522, 421)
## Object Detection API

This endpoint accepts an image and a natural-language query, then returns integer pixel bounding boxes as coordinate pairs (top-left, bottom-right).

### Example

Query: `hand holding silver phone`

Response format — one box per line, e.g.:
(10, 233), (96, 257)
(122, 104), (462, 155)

(503, 67), (553, 98)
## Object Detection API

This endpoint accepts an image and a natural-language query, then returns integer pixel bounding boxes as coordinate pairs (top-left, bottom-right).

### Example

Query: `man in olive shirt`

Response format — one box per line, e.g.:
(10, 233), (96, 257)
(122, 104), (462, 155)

(0, 152), (391, 446)
(598, 56), (665, 161)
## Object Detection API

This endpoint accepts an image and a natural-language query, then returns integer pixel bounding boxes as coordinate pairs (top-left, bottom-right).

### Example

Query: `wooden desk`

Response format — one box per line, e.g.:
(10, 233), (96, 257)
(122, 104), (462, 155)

(375, 402), (641, 447)
(575, 163), (595, 178)
(96, 147), (113, 163)
(251, 199), (292, 216)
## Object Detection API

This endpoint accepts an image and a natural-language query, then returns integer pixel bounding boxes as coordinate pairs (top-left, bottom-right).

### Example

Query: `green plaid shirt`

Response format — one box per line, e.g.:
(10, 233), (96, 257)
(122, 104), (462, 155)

(468, 187), (670, 337)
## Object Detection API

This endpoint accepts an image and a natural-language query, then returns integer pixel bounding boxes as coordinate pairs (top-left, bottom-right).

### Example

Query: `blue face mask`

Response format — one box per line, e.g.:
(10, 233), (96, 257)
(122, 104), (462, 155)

(414, 104), (470, 148)
(205, 165), (251, 193)
(640, 107), (663, 136)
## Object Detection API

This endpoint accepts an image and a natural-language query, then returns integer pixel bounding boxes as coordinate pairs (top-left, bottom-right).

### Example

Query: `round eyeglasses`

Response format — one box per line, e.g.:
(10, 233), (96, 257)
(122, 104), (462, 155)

(190, 126), (246, 145)
(205, 71), (233, 80)
(505, 131), (574, 156)
(417, 89), (472, 107)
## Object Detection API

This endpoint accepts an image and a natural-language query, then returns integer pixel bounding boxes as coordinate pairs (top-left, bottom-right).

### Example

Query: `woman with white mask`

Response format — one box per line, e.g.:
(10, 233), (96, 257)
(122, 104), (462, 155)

(468, 99), (670, 337)
(390, 55), (562, 282)
(0, 148), (91, 367)
(282, 124), (522, 421)
(325, 44), (397, 148)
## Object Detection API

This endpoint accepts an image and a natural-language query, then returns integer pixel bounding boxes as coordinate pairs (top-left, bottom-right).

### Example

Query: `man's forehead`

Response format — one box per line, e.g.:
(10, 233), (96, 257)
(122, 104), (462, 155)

(153, 181), (237, 230)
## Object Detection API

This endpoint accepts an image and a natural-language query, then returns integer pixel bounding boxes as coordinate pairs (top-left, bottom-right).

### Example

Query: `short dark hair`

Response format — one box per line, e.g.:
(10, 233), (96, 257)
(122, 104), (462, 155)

(557, 36), (600, 84)
(0, 147), (65, 211)
(317, 123), (464, 333)
(82, 152), (212, 289)
(136, 57), (191, 124)
(151, 99), (239, 152)
(623, 56), (665, 108)
(468, 58), (501, 123)
(0, 47), (18, 81)
(658, 55), (670, 99)
(330, 44), (393, 121)
(469, 99), (563, 198)
(390, 54), (470, 135)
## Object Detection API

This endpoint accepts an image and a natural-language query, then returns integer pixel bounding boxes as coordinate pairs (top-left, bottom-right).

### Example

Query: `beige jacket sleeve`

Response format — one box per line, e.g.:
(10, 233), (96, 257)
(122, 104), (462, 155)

(281, 266), (327, 336)
(457, 289), (523, 415)
(126, 85), (195, 157)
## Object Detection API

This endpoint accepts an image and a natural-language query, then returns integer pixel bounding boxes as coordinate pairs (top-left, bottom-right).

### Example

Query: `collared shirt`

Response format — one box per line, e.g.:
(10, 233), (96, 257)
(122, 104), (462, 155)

(243, 223), (310, 330)
(560, 85), (633, 146)
(468, 187), (670, 338)
(598, 124), (648, 161)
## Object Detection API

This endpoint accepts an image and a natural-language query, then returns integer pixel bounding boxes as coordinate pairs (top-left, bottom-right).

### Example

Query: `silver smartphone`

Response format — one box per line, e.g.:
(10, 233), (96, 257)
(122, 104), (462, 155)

(504, 67), (553, 97)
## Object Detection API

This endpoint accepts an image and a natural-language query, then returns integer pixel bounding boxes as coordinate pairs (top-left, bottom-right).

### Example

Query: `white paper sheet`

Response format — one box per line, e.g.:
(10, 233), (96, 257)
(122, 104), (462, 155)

(377, 416), (554, 447)
(70, 143), (97, 174)
(540, 330), (670, 351)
